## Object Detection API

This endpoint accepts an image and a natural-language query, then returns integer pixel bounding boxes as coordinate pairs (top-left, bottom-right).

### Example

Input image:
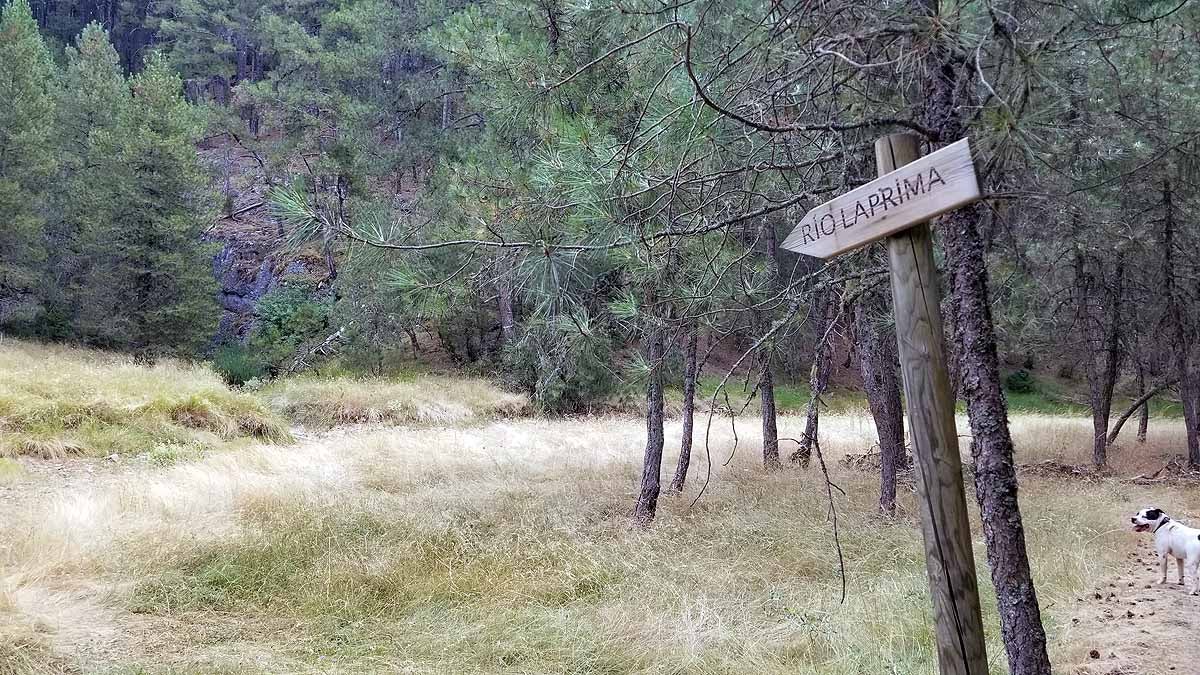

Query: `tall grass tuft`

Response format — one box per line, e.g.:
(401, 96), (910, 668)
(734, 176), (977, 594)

(0, 338), (291, 457)
(257, 375), (529, 428)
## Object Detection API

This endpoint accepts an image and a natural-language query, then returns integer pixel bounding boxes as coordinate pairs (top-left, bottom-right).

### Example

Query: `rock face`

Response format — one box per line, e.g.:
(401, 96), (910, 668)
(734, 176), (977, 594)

(208, 218), (329, 348)
(201, 137), (331, 349)
(197, 135), (279, 347)
(211, 234), (278, 344)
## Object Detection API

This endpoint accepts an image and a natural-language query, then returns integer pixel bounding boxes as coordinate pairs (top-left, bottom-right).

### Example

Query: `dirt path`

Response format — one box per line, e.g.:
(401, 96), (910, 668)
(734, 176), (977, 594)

(1060, 535), (1200, 675)
(0, 456), (134, 513)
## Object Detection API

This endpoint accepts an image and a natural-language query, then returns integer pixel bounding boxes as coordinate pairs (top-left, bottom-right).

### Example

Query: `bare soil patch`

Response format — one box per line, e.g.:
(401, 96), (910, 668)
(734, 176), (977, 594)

(0, 457), (128, 513)
(1060, 537), (1200, 675)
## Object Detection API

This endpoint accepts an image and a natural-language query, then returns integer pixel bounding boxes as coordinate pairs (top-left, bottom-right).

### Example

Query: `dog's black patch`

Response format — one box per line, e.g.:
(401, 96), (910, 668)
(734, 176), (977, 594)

(1145, 508), (1163, 521)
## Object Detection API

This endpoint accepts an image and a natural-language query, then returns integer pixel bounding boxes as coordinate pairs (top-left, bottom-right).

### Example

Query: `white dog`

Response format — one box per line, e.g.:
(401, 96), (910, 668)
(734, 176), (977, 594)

(1131, 507), (1200, 595)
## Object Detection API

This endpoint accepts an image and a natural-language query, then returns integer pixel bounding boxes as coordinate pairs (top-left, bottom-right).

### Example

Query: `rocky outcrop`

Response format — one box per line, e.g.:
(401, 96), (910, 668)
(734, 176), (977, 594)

(210, 235), (276, 344)
(201, 137), (330, 348)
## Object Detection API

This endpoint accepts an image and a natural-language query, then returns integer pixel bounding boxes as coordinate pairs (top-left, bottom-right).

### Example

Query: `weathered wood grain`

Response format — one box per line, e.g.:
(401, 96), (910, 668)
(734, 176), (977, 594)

(879, 134), (989, 675)
(782, 137), (980, 259)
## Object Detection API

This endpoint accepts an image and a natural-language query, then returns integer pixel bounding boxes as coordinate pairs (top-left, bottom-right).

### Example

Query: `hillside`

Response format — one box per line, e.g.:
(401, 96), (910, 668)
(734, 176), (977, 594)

(3, 1), (1200, 672)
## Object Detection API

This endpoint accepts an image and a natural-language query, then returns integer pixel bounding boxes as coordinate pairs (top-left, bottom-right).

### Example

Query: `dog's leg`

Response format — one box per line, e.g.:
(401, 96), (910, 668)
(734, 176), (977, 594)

(1190, 558), (1200, 596)
(1179, 557), (1187, 584)
(1158, 554), (1169, 584)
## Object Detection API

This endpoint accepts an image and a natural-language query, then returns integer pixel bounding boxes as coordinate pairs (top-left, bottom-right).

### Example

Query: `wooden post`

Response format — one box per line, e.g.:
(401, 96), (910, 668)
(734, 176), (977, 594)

(877, 133), (988, 675)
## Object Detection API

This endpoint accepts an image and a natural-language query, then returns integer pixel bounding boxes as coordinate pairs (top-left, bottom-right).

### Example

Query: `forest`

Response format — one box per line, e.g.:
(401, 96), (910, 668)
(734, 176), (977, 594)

(1, 0), (1199, 673)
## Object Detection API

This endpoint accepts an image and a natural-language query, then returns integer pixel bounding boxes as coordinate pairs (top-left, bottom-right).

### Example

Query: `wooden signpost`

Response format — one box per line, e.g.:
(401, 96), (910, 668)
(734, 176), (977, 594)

(783, 134), (988, 675)
(780, 138), (979, 259)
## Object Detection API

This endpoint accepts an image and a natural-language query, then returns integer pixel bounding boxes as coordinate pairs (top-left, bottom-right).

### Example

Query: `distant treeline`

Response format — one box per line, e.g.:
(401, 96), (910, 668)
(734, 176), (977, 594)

(0, 0), (215, 354)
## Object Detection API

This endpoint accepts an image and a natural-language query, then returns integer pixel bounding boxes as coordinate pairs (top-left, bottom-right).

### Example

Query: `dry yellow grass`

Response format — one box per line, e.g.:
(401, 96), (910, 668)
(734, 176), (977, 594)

(0, 458), (24, 485)
(1, 405), (1194, 674)
(0, 339), (290, 458)
(1007, 413), (1188, 475)
(257, 375), (530, 428)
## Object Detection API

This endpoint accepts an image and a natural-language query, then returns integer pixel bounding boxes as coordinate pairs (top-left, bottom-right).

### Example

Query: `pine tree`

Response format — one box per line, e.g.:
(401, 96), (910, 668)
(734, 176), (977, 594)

(118, 53), (218, 353)
(53, 22), (134, 343)
(0, 0), (56, 325)
(57, 27), (217, 354)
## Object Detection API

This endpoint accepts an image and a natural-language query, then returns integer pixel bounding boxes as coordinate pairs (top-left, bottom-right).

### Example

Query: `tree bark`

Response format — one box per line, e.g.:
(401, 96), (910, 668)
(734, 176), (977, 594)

(1136, 361), (1149, 443)
(941, 201), (1051, 674)
(855, 292), (907, 515)
(1076, 252), (1124, 468)
(1162, 180), (1200, 467)
(759, 221), (782, 471)
(793, 290), (835, 467)
(915, 1), (1051, 663)
(758, 338), (781, 471)
(1182, 369), (1200, 467)
(634, 324), (665, 525)
(497, 253), (517, 345)
(544, 0), (561, 54)
(670, 325), (699, 493)
(405, 326), (421, 358)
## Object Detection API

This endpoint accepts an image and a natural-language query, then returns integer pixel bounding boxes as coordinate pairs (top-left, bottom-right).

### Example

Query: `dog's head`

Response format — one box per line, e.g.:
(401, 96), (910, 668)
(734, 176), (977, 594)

(1131, 507), (1169, 533)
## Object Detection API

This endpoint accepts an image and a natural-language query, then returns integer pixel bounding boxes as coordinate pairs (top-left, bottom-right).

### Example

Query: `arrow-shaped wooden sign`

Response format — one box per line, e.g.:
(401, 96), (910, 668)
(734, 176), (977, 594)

(785, 135), (991, 675)
(780, 138), (980, 259)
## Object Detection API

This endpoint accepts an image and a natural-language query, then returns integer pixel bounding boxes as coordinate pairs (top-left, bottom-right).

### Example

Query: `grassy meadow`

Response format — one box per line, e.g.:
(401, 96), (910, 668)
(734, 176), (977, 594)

(0, 339), (1195, 674)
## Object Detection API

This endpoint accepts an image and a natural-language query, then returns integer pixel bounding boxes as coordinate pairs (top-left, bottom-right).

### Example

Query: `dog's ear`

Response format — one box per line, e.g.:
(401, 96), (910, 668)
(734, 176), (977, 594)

(1145, 508), (1163, 521)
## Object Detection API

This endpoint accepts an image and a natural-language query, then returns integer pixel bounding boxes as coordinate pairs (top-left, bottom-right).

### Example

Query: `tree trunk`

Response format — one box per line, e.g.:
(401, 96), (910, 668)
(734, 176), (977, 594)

(1107, 377), (1178, 445)
(1076, 253), (1124, 468)
(917, 1), (1051, 660)
(1136, 361), (1149, 443)
(634, 325), (665, 525)
(758, 338), (781, 471)
(497, 283), (516, 344)
(940, 201), (1051, 674)
(1162, 180), (1200, 467)
(497, 253), (517, 345)
(855, 294), (907, 515)
(1183, 370), (1200, 467)
(793, 290), (835, 467)
(670, 325), (699, 493)
(759, 221), (782, 471)
(545, 1), (561, 54)
(405, 326), (421, 358)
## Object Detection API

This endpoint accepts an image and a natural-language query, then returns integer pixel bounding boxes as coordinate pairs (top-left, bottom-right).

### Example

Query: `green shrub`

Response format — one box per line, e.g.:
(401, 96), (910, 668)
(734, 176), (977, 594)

(1005, 369), (1036, 394)
(212, 344), (266, 386)
(502, 314), (618, 414)
(249, 284), (332, 375)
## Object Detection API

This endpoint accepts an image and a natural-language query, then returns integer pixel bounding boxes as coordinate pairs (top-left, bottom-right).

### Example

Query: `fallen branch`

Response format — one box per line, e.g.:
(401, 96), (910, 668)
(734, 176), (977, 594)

(1105, 377), (1179, 444)
(222, 201), (266, 220)
(1127, 456), (1200, 484)
(287, 323), (352, 375)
